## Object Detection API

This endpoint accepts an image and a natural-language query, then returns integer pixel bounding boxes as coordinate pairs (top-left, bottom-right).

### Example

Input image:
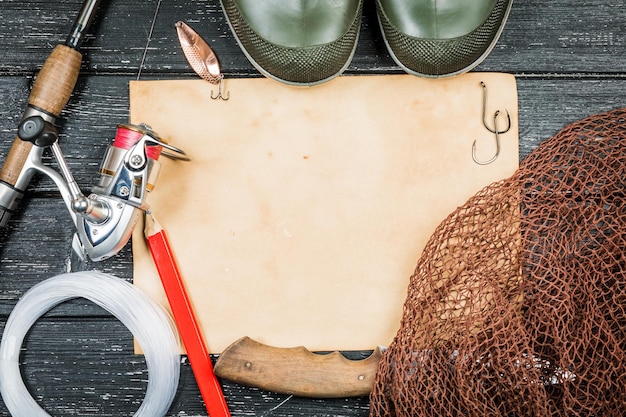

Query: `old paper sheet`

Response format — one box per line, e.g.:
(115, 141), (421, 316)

(130, 73), (519, 353)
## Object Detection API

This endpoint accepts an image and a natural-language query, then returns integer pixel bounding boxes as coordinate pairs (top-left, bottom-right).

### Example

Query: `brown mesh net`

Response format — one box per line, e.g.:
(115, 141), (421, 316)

(370, 107), (626, 416)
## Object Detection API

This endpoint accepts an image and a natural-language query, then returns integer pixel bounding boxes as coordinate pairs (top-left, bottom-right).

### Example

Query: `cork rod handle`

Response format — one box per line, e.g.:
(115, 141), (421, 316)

(0, 45), (82, 185)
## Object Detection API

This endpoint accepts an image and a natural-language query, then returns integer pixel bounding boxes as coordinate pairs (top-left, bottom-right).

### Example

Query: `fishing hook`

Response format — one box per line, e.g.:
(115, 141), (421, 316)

(472, 110), (502, 165)
(480, 81), (511, 134)
(211, 76), (230, 101)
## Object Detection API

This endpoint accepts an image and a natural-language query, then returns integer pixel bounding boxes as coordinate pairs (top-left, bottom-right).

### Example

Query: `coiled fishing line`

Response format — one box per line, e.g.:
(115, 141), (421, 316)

(0, 271), (180, 417)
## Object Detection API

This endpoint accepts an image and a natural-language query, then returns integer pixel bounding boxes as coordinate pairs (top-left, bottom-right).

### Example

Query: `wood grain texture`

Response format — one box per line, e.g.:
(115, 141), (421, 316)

(1, 0), (625, 415)
(0, 1), (625, 75)
(214, 337), (382, 398)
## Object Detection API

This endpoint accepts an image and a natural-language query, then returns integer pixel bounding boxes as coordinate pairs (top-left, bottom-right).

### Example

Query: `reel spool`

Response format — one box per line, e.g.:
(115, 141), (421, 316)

(73, 123), (187, 261)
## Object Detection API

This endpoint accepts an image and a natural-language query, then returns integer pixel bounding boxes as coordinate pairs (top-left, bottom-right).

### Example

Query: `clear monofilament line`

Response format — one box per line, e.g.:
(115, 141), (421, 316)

(0, 271), (180, 417)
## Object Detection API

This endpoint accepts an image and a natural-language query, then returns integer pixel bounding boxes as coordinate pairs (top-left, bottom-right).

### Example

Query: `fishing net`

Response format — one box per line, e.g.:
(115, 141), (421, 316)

(370, 107), (626, 416)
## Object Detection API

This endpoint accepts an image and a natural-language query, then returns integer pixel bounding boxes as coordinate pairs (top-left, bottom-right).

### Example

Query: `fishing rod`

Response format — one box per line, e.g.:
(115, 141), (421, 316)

(0, 0), (102, 226)
(0, 0), (187, 261)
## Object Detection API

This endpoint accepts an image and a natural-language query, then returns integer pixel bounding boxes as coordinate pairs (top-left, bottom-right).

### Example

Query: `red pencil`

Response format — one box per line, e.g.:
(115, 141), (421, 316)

(144, 213), (230, 417)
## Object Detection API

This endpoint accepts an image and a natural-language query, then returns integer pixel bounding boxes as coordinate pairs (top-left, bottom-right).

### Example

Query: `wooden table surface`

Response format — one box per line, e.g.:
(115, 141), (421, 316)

(1, 1), (625, 416)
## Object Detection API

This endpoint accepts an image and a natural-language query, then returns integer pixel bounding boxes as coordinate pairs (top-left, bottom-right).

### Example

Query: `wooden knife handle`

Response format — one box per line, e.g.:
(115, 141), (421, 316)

(214, 336), (383, 398)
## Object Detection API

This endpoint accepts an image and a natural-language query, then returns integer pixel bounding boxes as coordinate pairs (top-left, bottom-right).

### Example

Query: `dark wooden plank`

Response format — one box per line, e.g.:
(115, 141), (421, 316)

(516, 77), (626, 158)
(0, 318), (370, 417)
(1, 1), (626, 75)
(1, 0), (626, 416)
(0, 197), (134, 316)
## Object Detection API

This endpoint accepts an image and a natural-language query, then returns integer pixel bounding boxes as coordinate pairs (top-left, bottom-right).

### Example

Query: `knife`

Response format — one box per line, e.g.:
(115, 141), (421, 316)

(213, 336), (383, 398)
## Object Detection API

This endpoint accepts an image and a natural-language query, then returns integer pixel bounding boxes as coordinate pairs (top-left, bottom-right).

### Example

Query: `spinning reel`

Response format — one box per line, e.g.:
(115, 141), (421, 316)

(6, 120), (187, 261)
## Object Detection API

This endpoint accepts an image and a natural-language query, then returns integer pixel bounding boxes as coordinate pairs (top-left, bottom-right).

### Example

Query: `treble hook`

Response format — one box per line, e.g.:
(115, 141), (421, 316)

(480, 81), (511, 134)
(472, 110), (502, 165)
(211, 77), (230, 101)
